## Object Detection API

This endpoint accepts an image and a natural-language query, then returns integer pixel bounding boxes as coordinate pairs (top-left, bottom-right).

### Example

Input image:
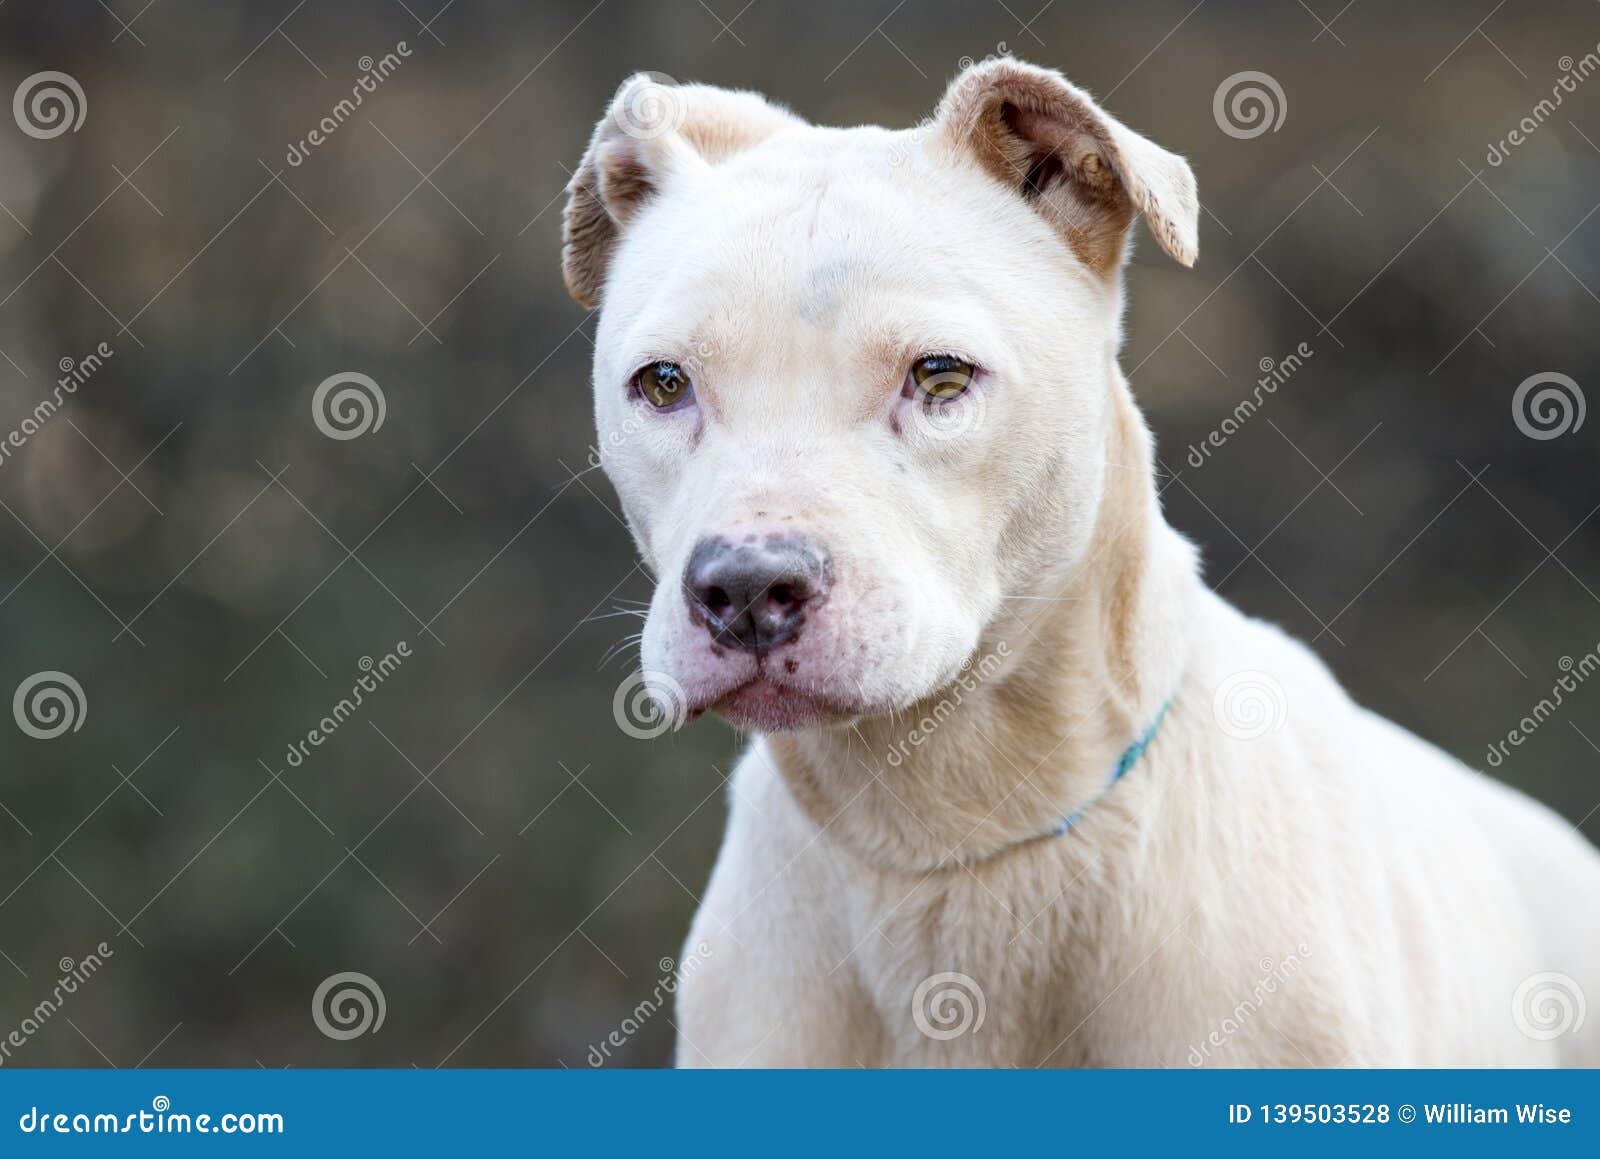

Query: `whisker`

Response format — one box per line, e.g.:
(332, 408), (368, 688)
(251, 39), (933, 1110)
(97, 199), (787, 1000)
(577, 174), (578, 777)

(583, 607), (649, 624)
(597, 631), (645, 670)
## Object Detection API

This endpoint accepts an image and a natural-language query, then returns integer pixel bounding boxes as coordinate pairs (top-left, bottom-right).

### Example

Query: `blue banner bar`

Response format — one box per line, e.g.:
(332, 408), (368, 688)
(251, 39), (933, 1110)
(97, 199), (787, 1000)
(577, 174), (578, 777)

(0, 1069), (1595, 1154)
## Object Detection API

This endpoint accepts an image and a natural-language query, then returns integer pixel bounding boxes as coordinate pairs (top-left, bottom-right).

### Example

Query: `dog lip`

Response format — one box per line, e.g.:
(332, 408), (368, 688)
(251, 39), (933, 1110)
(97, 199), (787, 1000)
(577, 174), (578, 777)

(708, 674), (872, 731)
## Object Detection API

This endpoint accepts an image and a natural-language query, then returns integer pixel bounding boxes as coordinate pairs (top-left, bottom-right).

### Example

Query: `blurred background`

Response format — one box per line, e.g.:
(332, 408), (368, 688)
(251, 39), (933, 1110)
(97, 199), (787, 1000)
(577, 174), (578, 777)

(0, 0), (1595, 1067)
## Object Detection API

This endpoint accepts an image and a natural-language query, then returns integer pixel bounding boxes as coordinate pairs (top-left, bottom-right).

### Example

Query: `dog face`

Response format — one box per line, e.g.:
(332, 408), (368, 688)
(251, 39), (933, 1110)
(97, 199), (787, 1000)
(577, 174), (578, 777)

(565, 60), (1197, 732)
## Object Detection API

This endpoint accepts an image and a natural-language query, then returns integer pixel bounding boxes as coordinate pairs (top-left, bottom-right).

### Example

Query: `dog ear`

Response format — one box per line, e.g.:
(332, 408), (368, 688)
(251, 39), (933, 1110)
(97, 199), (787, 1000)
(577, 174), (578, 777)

(933, 58), (1198, 272)
(562, 75), (802, 308)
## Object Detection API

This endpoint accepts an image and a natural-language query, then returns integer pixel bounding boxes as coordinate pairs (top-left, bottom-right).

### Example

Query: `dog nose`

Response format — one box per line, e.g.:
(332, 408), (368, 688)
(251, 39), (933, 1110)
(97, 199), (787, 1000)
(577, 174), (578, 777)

(684, 533), (832, 654)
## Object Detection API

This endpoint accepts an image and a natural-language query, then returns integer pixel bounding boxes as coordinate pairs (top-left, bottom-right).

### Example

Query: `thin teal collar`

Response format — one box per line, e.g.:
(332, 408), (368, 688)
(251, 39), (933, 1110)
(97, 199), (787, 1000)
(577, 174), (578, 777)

(1051, 699), (1171, 836)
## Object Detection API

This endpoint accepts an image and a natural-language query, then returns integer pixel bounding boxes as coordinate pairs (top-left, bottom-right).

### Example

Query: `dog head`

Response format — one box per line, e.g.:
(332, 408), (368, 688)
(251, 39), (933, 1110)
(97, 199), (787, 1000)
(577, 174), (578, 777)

(565, 59), (1197, 733)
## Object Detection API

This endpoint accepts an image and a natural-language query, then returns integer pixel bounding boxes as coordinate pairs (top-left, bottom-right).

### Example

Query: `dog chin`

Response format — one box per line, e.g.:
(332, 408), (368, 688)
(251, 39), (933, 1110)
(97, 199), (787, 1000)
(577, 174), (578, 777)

(709, 677), (876, 733)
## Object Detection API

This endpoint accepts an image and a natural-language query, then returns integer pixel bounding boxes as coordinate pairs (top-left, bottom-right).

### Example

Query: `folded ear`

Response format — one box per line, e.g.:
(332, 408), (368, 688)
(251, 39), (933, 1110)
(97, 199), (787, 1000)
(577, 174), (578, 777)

(933, 58), (1198, 272)
(562, 74), (802, 308)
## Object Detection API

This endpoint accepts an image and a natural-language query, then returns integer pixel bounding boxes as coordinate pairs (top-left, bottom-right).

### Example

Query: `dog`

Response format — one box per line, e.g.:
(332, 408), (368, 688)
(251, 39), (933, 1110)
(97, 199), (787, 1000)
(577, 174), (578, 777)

(562, 58), (1600, 1066)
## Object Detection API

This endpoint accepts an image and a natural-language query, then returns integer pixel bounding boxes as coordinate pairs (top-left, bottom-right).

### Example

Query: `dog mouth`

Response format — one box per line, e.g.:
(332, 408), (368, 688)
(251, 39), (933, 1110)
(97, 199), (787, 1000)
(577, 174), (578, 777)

(706, 671), (873, 732)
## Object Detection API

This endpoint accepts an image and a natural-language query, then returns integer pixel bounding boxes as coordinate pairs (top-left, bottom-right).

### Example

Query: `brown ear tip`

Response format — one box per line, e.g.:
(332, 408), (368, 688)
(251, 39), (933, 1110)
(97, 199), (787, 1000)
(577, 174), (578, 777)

(948, 56), (1077, 105)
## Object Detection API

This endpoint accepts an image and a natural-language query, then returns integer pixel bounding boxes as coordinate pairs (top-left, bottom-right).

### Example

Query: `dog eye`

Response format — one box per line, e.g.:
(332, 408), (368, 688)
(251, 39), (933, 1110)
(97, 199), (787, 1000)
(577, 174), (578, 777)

(633, 361), (695, 410)
(906, 355), (976, 402)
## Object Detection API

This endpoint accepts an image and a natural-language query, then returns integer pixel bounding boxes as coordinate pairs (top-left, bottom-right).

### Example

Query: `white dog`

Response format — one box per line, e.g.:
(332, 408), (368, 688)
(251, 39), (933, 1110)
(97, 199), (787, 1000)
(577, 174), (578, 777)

(563, 59), (1600, 1066)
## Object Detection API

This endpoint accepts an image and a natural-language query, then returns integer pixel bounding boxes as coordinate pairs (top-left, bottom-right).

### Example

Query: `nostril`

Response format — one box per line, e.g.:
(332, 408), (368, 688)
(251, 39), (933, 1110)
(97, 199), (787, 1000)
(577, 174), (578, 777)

(683, 532), (833, 654)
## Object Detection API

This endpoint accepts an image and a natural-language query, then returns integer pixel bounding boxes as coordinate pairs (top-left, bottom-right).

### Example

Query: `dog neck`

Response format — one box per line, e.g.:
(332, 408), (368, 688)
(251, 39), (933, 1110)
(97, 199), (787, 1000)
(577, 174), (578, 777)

(766, 368), (1197, 874)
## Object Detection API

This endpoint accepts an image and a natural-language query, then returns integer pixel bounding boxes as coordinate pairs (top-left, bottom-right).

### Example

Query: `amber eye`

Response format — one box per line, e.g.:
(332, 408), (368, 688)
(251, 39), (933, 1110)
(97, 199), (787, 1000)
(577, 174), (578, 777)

(906, 355), (976, 402)
(634, 361), (694, 410)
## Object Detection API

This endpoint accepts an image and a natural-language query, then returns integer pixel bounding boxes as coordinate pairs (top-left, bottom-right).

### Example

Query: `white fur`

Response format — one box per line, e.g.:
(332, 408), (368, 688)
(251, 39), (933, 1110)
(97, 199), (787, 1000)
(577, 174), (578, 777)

(569, 63), (1600, 1067)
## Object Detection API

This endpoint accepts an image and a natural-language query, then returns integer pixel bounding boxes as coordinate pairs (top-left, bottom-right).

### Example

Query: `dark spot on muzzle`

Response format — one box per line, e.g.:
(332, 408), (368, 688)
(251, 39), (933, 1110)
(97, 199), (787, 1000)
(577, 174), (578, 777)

(683, 532), (833, 655)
